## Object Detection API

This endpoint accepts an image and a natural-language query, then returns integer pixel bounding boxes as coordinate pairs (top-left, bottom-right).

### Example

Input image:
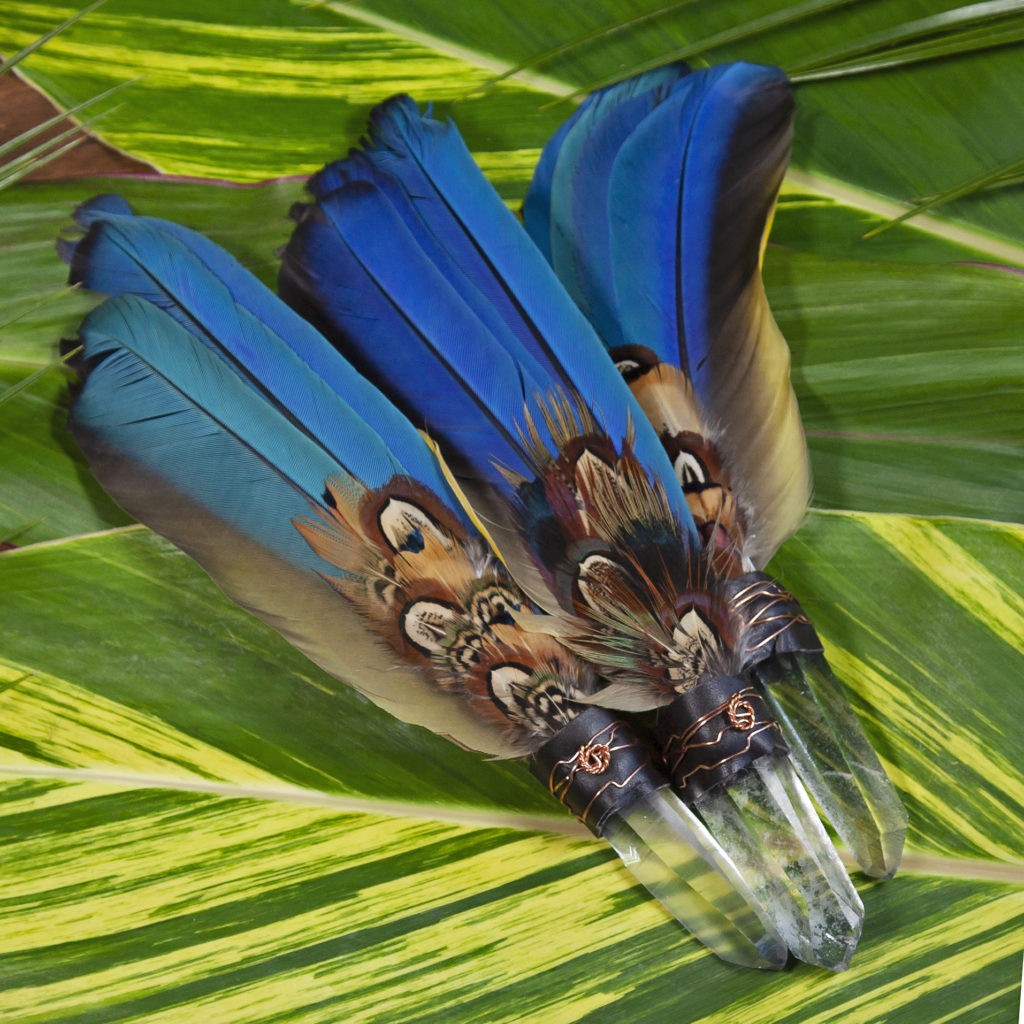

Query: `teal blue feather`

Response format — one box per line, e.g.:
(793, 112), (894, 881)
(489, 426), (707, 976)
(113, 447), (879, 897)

(74, 295), (339, 569)
(71, 294), (520, 757)
(65, 201), (459, 508)
(525, 63), (690, 347)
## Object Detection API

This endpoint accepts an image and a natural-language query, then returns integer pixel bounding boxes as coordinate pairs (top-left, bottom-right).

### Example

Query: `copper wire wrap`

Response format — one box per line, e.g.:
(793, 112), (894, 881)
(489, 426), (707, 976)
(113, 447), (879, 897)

(530, 707), (661, 834)
(577, 742), (612, 775)
(726, 572), (824, 664)
(654, 679), (787, 803)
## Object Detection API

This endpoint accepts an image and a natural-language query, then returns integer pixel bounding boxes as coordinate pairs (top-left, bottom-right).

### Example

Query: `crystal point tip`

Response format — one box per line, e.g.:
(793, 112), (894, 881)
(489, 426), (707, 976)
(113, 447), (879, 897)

(604, 788), (789, 970)
(856, 822), (908, 880)
(529, 708), (787, 968)
(757, 653), (908, 881)
(693, 755), (866, 971)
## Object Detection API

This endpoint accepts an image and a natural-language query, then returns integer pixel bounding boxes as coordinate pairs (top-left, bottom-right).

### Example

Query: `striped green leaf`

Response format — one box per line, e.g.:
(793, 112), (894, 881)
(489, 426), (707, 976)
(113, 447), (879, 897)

(1, 779), (1020, 1024)
(1, 1), (1021, 1021)
(0, 515), (1021, 1021)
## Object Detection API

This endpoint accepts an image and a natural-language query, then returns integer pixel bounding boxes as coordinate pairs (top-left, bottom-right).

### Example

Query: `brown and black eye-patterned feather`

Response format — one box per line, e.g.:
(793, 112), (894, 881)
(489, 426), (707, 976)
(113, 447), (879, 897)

(501, 391), (740, 711)
(612, 349), (746, 577)
(295, 474), (602, 754)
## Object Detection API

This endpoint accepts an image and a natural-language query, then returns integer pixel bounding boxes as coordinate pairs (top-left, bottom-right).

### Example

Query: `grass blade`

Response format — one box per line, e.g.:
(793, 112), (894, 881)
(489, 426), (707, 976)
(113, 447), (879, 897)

(789, 0), (1024, 79)
(865, 155), (1024, 237)
(474, 1), (701, 95)
(541, 0), (863, 107)
(0, 80), (132, 162)
(0, 346), (79, 410)
(0, 0), (108, 76)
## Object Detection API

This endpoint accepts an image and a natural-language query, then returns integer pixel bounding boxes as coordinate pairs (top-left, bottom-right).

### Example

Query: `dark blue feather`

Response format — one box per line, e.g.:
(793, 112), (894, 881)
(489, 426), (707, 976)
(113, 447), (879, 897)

(610, 63), (790, 381)
(528, 63), (691, 346)
(308, 146), (540, 369)
(361, 98), (677, 451)
(365, 97), (558, 358)
(309, 99), (547, 364)
(282, 181), (554, 494)
(281, 97), (697, 538)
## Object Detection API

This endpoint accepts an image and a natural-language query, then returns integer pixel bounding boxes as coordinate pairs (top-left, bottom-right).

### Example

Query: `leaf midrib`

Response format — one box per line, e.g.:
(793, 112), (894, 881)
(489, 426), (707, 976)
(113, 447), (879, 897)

(3, 761), (1020, 885)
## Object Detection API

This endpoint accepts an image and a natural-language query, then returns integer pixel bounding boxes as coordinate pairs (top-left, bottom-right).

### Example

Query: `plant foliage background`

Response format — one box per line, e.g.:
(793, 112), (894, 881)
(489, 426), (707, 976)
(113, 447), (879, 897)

(0, 1), (1021, 1022)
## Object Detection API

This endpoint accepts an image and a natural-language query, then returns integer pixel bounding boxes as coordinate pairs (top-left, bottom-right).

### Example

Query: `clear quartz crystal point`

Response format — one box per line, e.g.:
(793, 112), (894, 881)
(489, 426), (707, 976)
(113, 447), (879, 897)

(756, 653), (908, 879)
(601, 786), (788, 970)
(696, 754), (864, 971)
(530, 708), (787, 969)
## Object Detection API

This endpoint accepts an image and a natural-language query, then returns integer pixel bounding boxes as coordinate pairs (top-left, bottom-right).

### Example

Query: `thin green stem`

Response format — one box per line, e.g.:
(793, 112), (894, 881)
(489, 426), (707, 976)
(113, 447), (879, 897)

(475, 0), (701, 95)
(0, 80), (133, 162)
(788, 0), (1024, 78)
(540, 0), (865, 108)
(0, 347), (80, 411)
(865, 155), (1024, 237)
(0, 287), (82, 332)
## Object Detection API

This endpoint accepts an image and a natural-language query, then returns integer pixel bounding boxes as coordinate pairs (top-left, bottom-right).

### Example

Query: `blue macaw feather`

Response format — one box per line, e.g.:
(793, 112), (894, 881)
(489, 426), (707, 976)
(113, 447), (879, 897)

(518, 115), (571, 266)
(522, 63), (687, 269)
(73, 303), (529, 758)
(309, 97), (688, 497)
(360, 94), (571, 366)
(282, 180), (553, 493)
(65, 200), (459, 508)
(525, 62), (780, 371)
(308, 148), (525, 353)
(281, 96), (698, 539)
(526, 62), (810, 567)
(525, 62), (691, 347)
(610, 63), (789, 379)
(65, 210), (558, 757)
(527, 62), (905, 883)
(310, 102), (543, 361)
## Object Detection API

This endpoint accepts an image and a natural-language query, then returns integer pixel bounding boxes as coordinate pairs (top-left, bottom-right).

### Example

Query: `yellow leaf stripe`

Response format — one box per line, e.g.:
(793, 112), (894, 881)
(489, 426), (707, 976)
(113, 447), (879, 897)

(0, 780), (1020, 1024)
(0, 781), (650, 1023)
(0, 1), (544, 182)
(0, 660), (286, 786)
(822, 644), (1023, 863)
(863, 515), (1024, 654)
